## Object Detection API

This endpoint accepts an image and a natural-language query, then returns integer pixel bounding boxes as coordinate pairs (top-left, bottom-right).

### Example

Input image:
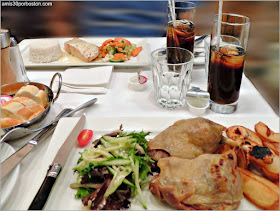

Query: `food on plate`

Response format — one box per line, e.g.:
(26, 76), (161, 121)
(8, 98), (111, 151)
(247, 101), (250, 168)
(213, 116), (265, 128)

(273, 180), (279, 186)
(239, 167), (279, 210)
(53, 37), (142, 63)
(255, 121), (279, 143)
(110, 53), (126, 62)
(71, 129), (153, 210)
(68, 118), (278, 210)
(132, 46), (143, 57)
(250, 152), (279, 181)
(29, 39), (62, 63)
(148, 118), (278, 210)
(99, 37), (142, 62)
(218, 121), (279, 209)
(15, 85), (47, 107)
(77, 129), (93, 147)
(1, 96), (45, 128)
(248, 145), (274, 164)
(222, 139), (275, 170)
(147, 117), (225, 161)
(255, 122), (279, 155)
(222, 123), (279, 181)
(262, 141), (279, 156)
(64, 38), (99, 62)
(226, 125), (263, 146)
(149, 151), (243, 210)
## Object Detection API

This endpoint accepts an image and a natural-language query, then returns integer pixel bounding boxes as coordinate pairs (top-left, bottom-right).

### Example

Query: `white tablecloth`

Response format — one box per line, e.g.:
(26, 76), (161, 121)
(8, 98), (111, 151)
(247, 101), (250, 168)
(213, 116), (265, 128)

(2, 37), (278, 210)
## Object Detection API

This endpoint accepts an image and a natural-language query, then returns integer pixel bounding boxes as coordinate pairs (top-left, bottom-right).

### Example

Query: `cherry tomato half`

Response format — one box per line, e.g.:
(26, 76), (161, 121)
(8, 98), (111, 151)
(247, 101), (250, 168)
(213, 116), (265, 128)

(77, 129), (93, 147)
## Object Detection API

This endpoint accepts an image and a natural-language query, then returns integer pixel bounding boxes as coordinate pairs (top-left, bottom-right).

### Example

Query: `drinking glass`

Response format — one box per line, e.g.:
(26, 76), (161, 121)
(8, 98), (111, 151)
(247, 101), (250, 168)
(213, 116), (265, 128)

(167, 1), (196, 53)
(151, 47), (194, 109)
(204, 35), (210, 79)
(208, 13), (250, 114)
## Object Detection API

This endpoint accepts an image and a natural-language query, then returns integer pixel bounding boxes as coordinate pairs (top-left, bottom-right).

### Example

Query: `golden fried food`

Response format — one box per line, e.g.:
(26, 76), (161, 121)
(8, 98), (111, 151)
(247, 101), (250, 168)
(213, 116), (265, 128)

(239, 167), (279, 210)
(149, 151), (243, 210)
(263, 142), (279, 156)
(255, 122), (279, 156)
(250, 154), (279, 181)
(226, 126), (263, 146)
(148, 117), (225, 161)
(255, 122), (279, 143)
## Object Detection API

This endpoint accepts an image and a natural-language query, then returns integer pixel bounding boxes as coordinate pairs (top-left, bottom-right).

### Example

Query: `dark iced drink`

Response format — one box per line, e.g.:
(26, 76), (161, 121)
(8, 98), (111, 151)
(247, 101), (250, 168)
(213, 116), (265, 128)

(167, 20), (195, 53)
(207, 44), (245, 104)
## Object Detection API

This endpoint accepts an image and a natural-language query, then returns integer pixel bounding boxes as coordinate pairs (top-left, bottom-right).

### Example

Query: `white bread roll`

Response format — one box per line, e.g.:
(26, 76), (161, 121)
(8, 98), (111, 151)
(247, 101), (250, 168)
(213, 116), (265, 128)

(13, 97), (37, 107)
(1, 101), (26, 120)
(13, 97), (45, 116)
(1, 118), (23, 128)
(15, 85), (47, 107)
(1, 96), (46, 129)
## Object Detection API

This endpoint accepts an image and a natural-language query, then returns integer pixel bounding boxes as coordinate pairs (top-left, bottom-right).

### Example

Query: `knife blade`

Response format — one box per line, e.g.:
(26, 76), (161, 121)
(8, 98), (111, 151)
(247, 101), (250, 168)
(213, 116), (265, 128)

(194, 35), (208, 46)
(28, 114), (85, 210)
(0, 108), (72, 180)
(1, 98), (97, 179)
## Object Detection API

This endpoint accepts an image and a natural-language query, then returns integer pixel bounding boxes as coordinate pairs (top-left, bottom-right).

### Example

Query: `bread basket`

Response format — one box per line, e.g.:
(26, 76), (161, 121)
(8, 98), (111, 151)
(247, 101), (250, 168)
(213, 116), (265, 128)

(1, 73), (62, 138)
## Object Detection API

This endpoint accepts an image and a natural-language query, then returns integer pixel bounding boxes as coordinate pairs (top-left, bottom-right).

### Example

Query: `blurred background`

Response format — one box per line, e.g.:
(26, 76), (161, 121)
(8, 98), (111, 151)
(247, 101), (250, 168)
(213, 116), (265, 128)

(1, 0), (279, 115)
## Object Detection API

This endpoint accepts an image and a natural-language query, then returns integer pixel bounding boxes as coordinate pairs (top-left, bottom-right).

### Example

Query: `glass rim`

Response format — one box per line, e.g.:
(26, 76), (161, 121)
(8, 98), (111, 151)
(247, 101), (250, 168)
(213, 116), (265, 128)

(151, 47), (194, 66)
(213, 13), (250, 26)
(167, 1), (196, 9)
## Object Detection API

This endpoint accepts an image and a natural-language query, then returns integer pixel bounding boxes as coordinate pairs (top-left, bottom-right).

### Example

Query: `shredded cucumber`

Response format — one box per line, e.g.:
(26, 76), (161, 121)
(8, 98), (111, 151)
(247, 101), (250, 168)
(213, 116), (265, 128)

(72, 130), (152, 209)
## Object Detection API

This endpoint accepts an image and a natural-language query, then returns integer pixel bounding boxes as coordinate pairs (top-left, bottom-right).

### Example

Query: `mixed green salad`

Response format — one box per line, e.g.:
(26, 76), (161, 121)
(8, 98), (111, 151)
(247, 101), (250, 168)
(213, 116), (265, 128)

(71, 129), (154, 210)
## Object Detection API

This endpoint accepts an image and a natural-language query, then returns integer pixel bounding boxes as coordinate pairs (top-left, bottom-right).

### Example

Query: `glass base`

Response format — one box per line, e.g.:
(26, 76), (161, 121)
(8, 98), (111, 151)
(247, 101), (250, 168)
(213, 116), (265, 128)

(157, 98), (184, 109)
(209, 100), (238, 114)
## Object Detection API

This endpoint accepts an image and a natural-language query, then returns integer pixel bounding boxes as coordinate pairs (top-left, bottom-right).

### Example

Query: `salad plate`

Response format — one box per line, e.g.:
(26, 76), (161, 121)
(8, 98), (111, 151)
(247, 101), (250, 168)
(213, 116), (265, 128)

(19, 37), (150, 68)
(1, 142), (20, 206)
(39, 116), (278, 210)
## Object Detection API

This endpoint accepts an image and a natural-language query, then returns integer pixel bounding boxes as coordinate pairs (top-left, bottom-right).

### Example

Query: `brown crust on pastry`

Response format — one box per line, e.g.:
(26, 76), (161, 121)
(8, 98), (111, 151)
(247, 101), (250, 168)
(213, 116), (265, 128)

(148, 117), (225, 161)
(149, 151), (243, 210)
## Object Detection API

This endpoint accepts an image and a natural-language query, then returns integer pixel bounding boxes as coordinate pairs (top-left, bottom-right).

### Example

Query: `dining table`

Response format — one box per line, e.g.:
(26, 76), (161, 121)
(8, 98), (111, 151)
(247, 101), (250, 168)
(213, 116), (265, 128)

(1, 37), (279, 210)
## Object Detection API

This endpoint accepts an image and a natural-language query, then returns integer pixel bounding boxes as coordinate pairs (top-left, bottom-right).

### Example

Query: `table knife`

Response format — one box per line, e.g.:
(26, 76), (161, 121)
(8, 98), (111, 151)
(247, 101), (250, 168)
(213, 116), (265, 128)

(194, 35), (208, 46)
(0, 108), (72, 180)
(1, 98), (97, 179)
(28, 114), (85, 210)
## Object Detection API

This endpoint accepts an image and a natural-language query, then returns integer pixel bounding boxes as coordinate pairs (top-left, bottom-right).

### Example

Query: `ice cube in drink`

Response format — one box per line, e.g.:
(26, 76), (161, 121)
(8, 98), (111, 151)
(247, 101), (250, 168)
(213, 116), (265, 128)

(167, 20), (195, 53)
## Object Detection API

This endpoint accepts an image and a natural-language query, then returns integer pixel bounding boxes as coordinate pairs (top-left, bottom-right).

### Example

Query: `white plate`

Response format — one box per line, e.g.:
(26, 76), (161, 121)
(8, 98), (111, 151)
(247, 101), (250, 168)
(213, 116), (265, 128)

(0, 142), (20, 206)
(43, 116), (279, 210)
(19, 37), (150, 67)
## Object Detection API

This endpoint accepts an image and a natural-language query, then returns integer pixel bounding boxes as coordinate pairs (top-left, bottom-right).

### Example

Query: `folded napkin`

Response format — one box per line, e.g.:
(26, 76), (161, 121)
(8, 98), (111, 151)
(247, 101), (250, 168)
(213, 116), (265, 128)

(54, 66), (113, 94)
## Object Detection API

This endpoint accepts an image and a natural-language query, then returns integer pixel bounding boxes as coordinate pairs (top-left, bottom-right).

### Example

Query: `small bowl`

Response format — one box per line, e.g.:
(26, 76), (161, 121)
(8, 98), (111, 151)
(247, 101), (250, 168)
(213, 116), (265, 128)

(187, 97), (209, 116)
(1, 73), (62, 139)
(128, 76), (147, 91)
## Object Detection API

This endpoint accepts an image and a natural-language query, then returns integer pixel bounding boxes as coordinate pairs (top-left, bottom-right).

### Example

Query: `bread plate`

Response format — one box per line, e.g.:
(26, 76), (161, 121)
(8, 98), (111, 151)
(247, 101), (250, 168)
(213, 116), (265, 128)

(0, 73), (62, 139)
(19, 37), (150, 67)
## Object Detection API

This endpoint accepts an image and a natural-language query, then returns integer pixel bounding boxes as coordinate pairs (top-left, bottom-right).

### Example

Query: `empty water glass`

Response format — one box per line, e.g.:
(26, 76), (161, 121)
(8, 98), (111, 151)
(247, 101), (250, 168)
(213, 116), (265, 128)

(151, 47), (194, 109)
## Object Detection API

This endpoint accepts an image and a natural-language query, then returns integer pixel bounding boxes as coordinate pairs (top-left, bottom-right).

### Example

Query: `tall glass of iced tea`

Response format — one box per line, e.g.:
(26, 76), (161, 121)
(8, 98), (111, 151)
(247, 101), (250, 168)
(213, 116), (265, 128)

(167, 1), (196, 54)
(208, 13), (250, 114)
